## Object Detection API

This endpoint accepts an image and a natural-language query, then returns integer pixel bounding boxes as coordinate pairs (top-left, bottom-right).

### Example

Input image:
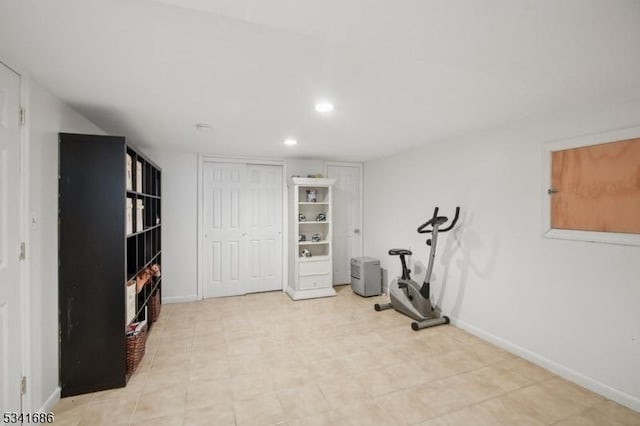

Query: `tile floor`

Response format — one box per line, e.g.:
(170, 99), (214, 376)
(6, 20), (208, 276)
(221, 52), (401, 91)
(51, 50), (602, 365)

(53, 286), (640, 426)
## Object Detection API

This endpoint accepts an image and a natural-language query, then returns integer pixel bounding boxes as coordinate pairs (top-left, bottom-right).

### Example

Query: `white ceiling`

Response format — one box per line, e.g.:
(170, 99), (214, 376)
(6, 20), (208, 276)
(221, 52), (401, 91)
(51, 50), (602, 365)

(1, 0), (639, 161)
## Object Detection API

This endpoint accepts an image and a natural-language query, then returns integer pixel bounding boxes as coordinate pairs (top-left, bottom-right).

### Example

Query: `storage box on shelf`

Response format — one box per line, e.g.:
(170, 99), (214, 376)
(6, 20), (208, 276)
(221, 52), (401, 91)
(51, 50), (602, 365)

(287, 177), (336, 300)
(59, 133), (162, 396)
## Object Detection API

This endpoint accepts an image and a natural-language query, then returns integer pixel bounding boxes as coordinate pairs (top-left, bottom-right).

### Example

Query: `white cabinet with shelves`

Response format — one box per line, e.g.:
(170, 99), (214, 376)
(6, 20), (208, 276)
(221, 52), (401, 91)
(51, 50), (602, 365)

(287, 177), (336, 300)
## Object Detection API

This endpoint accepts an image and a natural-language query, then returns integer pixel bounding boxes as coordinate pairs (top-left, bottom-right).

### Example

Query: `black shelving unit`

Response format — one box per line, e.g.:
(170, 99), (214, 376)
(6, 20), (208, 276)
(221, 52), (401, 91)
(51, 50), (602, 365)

(58, 133), (161, 397)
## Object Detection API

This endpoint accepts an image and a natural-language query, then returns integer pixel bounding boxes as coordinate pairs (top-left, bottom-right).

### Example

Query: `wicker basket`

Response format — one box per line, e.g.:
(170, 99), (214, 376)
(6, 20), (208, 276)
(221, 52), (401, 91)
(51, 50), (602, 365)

(150, 290), (161, 322)
(125, 324), (147, 375)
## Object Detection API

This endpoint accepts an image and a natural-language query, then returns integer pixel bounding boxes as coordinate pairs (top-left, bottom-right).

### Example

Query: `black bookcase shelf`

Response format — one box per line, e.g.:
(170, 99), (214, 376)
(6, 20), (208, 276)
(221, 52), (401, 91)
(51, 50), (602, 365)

(58, 133), (162, 397)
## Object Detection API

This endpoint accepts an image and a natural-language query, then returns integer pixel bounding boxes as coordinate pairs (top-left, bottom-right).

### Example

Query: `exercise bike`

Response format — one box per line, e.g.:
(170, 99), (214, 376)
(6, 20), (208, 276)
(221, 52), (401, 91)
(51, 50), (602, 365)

(375, 206), (460, 330)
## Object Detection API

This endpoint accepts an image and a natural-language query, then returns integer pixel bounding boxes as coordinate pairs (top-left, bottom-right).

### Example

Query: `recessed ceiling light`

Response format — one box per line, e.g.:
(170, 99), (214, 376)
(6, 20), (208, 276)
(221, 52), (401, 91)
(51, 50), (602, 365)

(195, 123), (212, 132)
(314, 102), (334, 113)
(284, 138), (298, 146)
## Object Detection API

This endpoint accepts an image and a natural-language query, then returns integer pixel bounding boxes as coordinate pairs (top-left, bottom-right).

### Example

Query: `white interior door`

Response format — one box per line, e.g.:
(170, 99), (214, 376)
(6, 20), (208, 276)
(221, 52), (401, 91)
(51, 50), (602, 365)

(203, 161), (283, 298)
(203, 162), (246, 298)
(245, 165), (282, 292)
(326, 164), (362, 284)
(0, 62), (23, 411)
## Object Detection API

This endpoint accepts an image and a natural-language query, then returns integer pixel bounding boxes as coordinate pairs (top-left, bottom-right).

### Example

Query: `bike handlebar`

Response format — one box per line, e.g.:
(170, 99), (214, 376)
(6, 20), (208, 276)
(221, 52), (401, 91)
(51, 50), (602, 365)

(417, 206), (460, 234)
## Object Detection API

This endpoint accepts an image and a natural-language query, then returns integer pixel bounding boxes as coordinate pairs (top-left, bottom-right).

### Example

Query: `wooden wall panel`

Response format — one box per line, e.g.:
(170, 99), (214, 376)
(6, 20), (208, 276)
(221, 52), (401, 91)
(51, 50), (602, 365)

(551, 137), (640, 233)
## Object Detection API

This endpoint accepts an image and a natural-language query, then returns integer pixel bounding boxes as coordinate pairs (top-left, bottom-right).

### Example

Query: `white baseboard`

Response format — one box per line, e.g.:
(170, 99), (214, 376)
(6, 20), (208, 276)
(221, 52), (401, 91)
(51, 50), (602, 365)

(39, 386), (60, 412)
(161, 295), (199, 304)
(451, 317), (640, 413)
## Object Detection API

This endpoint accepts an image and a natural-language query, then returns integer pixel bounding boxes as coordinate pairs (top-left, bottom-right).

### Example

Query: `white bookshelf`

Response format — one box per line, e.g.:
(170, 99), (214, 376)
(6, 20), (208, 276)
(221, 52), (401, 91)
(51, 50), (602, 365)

(286, 177), (336, 300)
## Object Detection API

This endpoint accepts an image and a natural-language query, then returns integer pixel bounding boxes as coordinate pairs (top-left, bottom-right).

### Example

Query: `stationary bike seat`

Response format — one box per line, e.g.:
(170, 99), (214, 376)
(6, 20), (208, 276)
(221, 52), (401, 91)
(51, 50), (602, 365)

(388, 248), (412, 256)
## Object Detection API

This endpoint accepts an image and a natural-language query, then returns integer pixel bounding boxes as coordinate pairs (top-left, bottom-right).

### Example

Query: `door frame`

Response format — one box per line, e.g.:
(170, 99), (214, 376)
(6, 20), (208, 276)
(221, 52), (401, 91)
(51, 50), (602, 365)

(1, 60), (30, 411)
(197, 154), (287, 299)
(323, 161), (364, 269)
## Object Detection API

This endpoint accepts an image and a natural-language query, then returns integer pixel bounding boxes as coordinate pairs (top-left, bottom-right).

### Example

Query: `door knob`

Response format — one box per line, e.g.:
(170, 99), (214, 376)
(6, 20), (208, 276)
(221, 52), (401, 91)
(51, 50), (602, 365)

(354, 229), (361, 234)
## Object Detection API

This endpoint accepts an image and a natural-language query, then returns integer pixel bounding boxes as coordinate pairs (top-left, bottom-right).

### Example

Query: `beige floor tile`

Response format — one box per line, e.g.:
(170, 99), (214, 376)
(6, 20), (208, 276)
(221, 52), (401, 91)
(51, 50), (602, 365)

(416, 382), (472, 422)
(538, 376), (606, 408)
(134, 414), (184, 426)
(472, 395), (548, 426)
(53, 393), (99, 414)
(151, 351), (191, 371)
(131, 387), (187, 423)
(466, 340), (515, 364)
(186, 377), (234, 410)
(353, 330), (387, 348)
(74, 396), (139, 426)
(190, 350), (228, 370)
(234, 392), (286, 426)
(333, 399), (400, 425)
(424, 349), (487, 377)
(416, 406), (503, 426)
(497, 357), (555, 383)
(441, 363), (531, 405)
(225, 336), (263, 356)
(555, 401), (640, 426)
(228, 353), (265, 376)
(144, 366), (190, 392)
(268, 366), (315, 390)
(261, 350), (302, 370)
(285, 410), (341, 426)
(189, 359), (231, 382)
(317, 375), (370, 409)
(307, 356), (352, 381)
(497, 381), (591, 424)
(276, 384), (331, 419)
(156, 335), (193, 354)
(232, 372), (274, 401)
(191, 336), (227, 353)
(52, 289), (636, 426)
(184, 403), (236, 426)
(376, 386), (447, 425)
(590, 400), (640, 425)
(338, 350), (380, 375)
(353, 366), (409, 397)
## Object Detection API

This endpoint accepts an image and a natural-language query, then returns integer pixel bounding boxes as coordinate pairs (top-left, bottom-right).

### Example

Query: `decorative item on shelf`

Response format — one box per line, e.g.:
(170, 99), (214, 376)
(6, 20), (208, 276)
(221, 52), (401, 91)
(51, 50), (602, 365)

(311, 233), (322, 242)
(126, 154), (133, 191)
(125, 319), (147, 375)
(316, 212), (326, 221)
(313, 173), (323, 178)
(150, 263), (161, 278)
(136, 200), (144, 232)
(298, 213), (306, 222)
(126, 280), (136, 325)
(299, 234), (306, 242)
(300, 248), (312, 257)
(126, 198), (133, 234)
(306, 189), (317, 202)
(135, 160), (143, 192)
(136, 268), (152, 293)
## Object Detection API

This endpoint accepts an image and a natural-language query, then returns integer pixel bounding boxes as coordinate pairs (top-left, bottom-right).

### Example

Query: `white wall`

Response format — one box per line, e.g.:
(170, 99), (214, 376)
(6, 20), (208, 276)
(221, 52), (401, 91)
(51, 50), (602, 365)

(364, 102), (640, 411)
(145, 150), (199, 302)
(286, 158), (324, 178)
(27, 78), (105, 410)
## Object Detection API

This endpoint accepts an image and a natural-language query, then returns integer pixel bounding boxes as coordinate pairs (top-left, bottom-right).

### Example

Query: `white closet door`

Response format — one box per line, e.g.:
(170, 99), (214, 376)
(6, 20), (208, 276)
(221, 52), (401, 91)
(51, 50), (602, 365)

(203, 161), (283, 298)
(326, 164), (362, 284)
(0, 62), (22, 411)
(245, 165), (282, 292)
(203, 162), (247, 297)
